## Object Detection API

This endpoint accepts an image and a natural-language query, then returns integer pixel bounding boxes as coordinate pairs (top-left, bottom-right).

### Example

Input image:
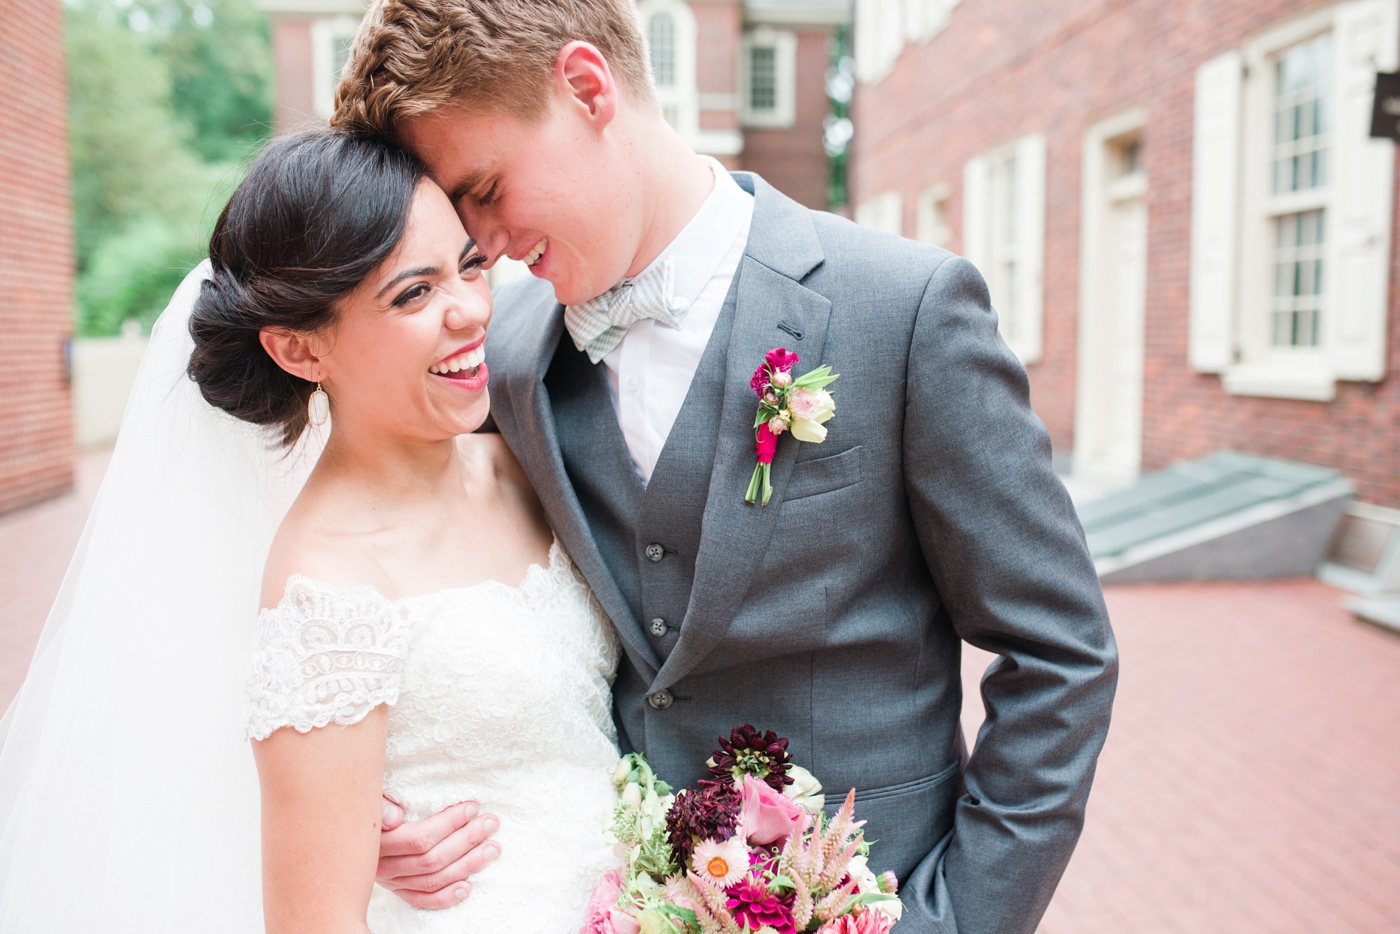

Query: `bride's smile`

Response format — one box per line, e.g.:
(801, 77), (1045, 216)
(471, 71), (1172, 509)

(286, 180), (495, 444)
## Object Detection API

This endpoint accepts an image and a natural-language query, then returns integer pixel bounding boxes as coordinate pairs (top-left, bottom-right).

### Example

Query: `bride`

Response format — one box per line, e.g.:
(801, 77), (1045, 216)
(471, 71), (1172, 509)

(0, 129), (621, 932)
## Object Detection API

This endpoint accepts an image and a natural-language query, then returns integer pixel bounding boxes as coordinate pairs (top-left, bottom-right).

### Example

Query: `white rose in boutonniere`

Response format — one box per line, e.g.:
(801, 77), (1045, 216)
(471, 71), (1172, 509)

(787, 387), (835, 443)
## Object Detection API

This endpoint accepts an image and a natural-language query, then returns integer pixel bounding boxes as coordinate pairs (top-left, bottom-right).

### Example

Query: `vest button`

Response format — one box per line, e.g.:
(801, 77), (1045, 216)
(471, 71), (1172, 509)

(648, 690), (673, 710)
(649, 618), (668, 637)
(645, 543), (665, 562)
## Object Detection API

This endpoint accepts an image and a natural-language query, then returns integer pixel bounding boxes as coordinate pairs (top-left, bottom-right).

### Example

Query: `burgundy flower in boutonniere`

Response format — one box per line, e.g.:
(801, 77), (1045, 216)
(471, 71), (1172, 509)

(745, 348), (839, 505)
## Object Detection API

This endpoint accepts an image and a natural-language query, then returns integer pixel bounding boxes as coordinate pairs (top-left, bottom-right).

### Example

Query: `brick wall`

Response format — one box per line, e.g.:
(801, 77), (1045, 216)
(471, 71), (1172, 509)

(850, 0), (1400, 506)
(0, 0), (76, 516)
(271, 15), (319, 134)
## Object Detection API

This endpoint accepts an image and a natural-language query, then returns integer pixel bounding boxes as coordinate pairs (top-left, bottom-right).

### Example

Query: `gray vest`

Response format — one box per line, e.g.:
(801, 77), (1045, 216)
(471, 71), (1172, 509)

(545, 287), (739, 669)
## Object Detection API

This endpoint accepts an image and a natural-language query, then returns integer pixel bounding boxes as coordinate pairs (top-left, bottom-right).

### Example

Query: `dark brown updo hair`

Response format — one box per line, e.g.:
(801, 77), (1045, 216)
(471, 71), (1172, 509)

(188, 128), (429, 445)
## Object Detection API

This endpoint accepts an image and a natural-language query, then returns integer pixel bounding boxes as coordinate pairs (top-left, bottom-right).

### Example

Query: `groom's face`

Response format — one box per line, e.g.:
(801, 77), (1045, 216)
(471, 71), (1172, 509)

(399, 100), (643, 307)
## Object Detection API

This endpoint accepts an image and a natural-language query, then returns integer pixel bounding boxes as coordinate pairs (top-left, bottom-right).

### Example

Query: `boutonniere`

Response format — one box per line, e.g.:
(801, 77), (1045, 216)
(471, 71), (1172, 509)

(745, 347), (839, 506)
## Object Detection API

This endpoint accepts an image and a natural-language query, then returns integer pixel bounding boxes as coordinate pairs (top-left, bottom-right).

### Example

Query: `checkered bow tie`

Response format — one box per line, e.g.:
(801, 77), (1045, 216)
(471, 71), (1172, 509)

(564, 257), (689, 364)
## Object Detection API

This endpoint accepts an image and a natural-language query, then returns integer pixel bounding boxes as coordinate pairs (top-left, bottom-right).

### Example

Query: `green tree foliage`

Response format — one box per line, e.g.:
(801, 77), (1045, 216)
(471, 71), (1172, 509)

(66, 0), (271, 335)
(145, 0), (273, 163)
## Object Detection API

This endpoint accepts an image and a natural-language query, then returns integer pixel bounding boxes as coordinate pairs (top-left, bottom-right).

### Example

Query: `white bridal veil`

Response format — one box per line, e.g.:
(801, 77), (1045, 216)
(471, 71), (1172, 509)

(0, 263), (322, 930)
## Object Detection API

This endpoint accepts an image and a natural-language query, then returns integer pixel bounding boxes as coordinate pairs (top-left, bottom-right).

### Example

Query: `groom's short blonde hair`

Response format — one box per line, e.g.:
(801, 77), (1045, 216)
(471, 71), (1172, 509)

(332, 0), (655, 136)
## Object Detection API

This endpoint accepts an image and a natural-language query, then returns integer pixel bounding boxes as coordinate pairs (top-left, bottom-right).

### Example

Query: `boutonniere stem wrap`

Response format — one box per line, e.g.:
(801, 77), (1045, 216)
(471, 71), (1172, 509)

(745, 347), (839, 505)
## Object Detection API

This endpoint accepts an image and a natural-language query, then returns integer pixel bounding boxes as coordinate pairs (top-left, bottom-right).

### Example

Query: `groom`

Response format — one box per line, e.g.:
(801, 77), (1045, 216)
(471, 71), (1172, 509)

(333, 2), (1117, 931)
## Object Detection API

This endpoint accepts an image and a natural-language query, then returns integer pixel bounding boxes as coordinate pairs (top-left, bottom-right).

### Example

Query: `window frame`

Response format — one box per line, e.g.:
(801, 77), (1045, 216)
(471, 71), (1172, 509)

(963, 134), (1047, 364)
(739, 26), (797, 129)
(1189, 0), (1398, 401)
(1234, 7), (1339, 386)
(639, 0), (699, 141)
(310, 15), (360, 121)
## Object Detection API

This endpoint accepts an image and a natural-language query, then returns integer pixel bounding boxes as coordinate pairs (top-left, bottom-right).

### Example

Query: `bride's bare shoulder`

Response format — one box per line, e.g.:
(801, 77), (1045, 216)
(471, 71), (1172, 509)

(259, 492), (386, 611)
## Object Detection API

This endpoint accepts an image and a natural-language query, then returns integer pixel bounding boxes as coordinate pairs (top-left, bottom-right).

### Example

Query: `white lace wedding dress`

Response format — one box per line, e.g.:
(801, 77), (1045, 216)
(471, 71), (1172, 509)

(246, 541), (622, 933)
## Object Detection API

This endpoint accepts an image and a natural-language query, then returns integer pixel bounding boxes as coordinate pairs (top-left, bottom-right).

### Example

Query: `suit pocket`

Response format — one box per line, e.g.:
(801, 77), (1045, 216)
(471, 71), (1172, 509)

(785, 445), (864, 501)
(854, 761), (959, 802)
(846, 762), (962, 878)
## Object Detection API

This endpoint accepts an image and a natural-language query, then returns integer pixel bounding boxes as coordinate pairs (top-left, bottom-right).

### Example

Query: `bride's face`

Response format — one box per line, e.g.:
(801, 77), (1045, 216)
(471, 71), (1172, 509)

(316, 180), (493, 441)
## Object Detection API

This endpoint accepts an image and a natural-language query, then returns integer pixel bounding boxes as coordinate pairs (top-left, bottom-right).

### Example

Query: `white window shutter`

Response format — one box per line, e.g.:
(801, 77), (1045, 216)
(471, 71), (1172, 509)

(855, 192), (903, 235)
(1014, 133), (1047, 364)
(1328, 0), (1397, 381)
(1188, 51), (1243, 373)
(961, 154), (990, 271)
(854, 0), (877, 83)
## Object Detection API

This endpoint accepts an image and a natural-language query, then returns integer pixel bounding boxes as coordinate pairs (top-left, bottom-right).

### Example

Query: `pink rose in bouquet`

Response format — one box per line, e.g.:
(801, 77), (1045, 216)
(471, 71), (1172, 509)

(818, 909), (896, 934)
(582, 869), (642, 934)
(740, 775), (809, 846)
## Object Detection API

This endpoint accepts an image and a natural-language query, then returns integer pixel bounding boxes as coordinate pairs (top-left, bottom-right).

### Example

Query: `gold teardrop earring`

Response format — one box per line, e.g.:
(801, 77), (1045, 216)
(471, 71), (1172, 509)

(308, 380), (330, 427)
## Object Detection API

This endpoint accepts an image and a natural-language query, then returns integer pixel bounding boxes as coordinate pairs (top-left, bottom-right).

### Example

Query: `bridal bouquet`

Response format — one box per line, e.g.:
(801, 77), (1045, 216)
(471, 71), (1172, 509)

(583, 725), (902, 934)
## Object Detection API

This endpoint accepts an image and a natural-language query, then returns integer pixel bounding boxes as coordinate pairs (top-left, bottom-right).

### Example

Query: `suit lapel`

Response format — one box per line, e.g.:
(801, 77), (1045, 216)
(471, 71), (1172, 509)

(499, 292), (660, 676)
(651, 175), (831, 691)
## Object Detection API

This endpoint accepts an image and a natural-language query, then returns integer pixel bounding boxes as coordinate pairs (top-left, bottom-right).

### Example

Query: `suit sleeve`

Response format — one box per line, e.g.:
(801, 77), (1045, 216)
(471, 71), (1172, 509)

(898, 255), (1119, 934)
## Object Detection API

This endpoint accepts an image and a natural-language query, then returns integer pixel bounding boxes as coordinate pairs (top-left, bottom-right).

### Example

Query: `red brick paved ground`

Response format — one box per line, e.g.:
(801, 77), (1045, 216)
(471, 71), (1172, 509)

(3, 449), (1399, 930)
(963, 580), (1400, 932)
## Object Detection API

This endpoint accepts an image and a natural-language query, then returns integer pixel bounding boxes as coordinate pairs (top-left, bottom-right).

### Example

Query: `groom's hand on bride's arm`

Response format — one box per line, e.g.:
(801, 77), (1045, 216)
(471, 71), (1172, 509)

(376, 797), (502, 909)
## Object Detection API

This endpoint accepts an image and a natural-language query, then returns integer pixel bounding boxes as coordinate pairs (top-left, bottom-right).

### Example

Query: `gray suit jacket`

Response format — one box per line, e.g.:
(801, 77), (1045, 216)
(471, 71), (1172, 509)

(485, 172), (1117, 934)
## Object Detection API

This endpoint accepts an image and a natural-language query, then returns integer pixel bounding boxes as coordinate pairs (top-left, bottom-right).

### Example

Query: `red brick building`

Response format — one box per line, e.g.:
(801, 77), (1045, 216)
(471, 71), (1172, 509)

(0, 0), (76, 515)
(255, 0), (849, 210)
(849, 0), (1400, 508)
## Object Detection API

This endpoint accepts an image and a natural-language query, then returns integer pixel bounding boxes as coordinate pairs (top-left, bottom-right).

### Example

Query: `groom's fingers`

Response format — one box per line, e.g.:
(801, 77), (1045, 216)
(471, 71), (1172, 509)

(378, 801), (484, 858)
(388, 838), (503, 909)
(377, 803), (501, 909)
(379, 810), (498, 877)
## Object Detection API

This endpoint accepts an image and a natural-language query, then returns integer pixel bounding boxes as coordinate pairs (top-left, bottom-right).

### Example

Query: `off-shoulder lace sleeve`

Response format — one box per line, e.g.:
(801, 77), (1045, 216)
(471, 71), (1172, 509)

(246, 575), (412, 740)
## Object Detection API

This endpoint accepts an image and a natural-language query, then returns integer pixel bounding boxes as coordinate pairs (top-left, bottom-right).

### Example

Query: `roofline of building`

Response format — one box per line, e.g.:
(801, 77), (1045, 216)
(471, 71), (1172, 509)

(254, 0), (364, 15)
(744, 8), (851, 27)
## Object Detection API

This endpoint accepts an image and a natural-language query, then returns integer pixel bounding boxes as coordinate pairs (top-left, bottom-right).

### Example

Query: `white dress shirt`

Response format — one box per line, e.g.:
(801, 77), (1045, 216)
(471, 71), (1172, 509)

(599, 159), (754, 483)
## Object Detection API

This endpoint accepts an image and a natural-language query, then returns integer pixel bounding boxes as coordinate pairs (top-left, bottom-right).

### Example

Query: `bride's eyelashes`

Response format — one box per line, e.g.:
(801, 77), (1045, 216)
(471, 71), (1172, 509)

(390, 253), (487, 308)
(460, 253), (487, 278)
(392, 281), (435, 308)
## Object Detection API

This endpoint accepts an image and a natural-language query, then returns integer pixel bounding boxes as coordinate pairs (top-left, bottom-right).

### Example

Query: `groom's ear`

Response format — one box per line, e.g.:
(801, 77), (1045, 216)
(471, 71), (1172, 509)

(259, 327), (324, 383)
(555, 41), (617, 127)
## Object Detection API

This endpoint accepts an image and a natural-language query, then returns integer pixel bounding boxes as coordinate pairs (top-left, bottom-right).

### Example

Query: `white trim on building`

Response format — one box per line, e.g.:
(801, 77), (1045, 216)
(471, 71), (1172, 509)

(854, 190), (903, 235)
(855, 0), (959, 84)
(310, 15), (360, 119)
(1189, 0), (1398, 400)
(740, 26), (798, 128)
(963, 134), (1047, 365)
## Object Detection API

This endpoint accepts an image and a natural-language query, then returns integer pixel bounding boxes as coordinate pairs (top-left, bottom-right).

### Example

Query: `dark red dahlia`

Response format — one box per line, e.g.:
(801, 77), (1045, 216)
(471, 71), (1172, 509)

(750, 363), (771, 397)
(726, 876), (796, 934)
(765, 347), (800, 372)
(708, 724), (793, 792)
(664, 779), (743, 864)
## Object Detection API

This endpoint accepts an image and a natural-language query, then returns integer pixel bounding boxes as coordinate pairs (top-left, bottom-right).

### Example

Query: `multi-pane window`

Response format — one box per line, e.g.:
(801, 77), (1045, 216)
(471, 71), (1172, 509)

(740, 28), (796, 128)
(641, 1), (696, 136)
(989, 152), (1020, 329)
(1272, 209), (1326, 347)
(1189, 1), (1396, 399)
(1271, 36), (1330, 196)
(1268, 35), (1331, 348)
(648, 13), (676, 89)
(748, 45), (777, 113)
(963, 134), (1046, 363)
